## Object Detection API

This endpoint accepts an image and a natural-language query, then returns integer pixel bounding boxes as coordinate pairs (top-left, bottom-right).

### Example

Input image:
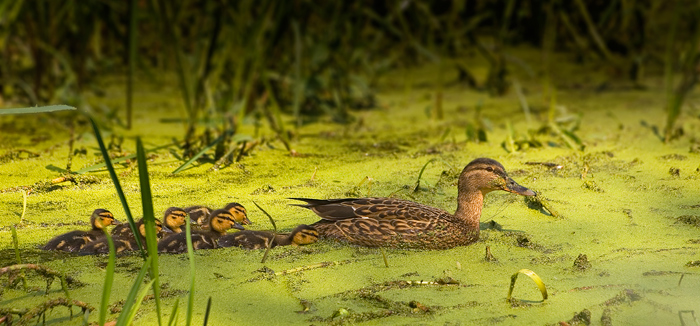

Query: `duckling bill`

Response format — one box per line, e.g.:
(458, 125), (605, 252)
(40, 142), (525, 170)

(291, 158), (535, 249)
(42, 209), (119, 252)
(218, 224), (319, 249)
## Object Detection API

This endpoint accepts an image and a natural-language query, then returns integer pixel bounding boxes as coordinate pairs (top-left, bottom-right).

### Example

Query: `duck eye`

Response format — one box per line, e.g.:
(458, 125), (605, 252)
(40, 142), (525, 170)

(486, 167), (493, 172)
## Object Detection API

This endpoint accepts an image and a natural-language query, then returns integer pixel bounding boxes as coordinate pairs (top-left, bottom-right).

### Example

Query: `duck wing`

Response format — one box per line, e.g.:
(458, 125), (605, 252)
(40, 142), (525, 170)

(289, 197), (447, 222)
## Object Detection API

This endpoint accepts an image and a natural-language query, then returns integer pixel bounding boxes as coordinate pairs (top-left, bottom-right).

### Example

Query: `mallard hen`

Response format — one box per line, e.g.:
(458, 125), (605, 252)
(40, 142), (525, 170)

(291, 158), (535, 249)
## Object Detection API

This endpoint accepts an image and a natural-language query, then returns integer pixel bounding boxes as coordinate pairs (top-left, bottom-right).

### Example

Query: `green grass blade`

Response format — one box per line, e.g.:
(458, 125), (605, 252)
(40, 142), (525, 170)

(136, 137), (163, 326)
(253, 201), (276, 263)
(172, 133), (227, 174)
(185, 215), (196, 326)
(167, 299), (180, 326)
(125, 279), (156, 325)
(115, 256), (152, 326)
(10, 226), (27, 290)
(99, 230), (116, 326)
(202, 297), (212, 326)
(0, 105), (76, 115)
(89, 116), (145, 257)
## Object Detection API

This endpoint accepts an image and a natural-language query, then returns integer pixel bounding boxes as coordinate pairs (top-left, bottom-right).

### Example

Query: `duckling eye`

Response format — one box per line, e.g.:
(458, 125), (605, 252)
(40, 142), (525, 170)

(486, 167), (494, 172)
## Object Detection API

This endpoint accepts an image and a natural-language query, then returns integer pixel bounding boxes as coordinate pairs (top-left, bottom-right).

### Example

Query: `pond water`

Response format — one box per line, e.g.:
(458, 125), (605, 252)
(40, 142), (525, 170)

(1, 55), (699, 325)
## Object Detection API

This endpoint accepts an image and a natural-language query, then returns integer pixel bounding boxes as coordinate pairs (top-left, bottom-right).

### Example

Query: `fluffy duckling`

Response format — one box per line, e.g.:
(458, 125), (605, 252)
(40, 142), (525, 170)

(185, 202), (250, 228)
(218, 224), (319, 249)
(158, 209), (245, 253)
(161, 207), (188, 233)
(292, 158), (536, 249)
(78, 218), (163, 255)
(42, 209), (119, 252)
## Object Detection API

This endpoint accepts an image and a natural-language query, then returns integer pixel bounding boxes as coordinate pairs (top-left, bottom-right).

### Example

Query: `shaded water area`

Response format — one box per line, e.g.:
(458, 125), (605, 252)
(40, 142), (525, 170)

(2, 56), (700, 325)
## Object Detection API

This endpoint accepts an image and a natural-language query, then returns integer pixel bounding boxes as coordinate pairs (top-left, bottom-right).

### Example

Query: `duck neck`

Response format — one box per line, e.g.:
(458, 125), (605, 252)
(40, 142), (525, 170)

(273, 234), (292, 246)
(453, 190), (484, 230)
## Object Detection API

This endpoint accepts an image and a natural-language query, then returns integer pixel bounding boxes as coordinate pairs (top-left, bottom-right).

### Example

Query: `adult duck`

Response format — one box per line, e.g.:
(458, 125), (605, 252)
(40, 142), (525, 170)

(41, 209), (119, 252)
(291, 158), (535, 249)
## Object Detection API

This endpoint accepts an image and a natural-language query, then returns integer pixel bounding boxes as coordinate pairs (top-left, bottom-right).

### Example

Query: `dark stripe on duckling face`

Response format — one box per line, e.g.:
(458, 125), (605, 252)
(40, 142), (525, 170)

(224, 203), (251, 225)
(209, 209), (245, 234)
(292, 229), (319, 245)
(92, 209), (117, 229)
(164, 207), (188, 232)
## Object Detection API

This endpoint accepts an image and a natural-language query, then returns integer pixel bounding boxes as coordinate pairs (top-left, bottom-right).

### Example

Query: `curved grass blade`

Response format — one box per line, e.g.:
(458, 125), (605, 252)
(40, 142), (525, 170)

(167, 299), (180, 326)
(507, 269), (548, 302)
(89, 117), (145, 257)
(115, 256), (152, 326)
(136, 137), (163, 326)
(185, 214), (195, 326)
(98, 231), (116, 326)
(124, 279), (156, 325)
(253, 201), (276, 263)
(0, 105), (76, 115)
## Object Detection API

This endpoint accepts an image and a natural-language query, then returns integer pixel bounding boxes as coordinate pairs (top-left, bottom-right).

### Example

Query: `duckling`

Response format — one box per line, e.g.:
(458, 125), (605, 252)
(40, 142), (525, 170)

(78, 218), (164, 255)
(218, 225), (319, 249)
(291, 158), (536, 249)
(41, 209), (119, 252)
(158, 209), (245, 253)
(185, 202), (250, 228)
(161, 207), (188, 233)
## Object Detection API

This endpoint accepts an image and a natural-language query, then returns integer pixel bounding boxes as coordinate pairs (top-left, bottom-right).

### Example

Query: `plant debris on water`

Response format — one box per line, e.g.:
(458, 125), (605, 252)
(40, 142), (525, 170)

(1, 2), (700, 325)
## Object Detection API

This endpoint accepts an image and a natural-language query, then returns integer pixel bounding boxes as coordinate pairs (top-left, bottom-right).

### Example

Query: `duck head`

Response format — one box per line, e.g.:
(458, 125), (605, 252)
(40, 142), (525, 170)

(223, 202), (251, 225)
(91, 209), (119, 230)
(137, 218), (164, 237)
(209, 209), (246, 234)
(458, 158), (535, 196)
(290, 225), (319, 246)
(163, 207), (188, 233)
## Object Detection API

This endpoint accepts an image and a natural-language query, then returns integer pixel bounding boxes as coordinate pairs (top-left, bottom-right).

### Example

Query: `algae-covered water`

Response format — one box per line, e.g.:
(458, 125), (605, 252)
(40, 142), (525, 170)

(1, 55), (700, 325)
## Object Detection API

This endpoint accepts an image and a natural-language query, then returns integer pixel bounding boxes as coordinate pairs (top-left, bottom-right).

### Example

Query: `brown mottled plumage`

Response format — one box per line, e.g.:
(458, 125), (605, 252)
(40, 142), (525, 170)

(78, 218), (163, 255)
(291, 158), (535, 249)
(41, 209), (118, 252)
(158, 209), (245, 253)
(218, 224), (319, 249)
(185, 202), (250, 228)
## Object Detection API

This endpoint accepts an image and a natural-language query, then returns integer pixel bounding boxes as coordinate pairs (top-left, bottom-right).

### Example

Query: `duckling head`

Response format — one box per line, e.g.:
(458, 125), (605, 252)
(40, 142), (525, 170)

(209, 209), (245, 235)
(137, 218), (164, 237)
(223, 202), (251, 225)
(458, 158), (535, 197)
(91, 209), (118, 230)
(290, 225), (319, 246)
(163, 207), (187, 232)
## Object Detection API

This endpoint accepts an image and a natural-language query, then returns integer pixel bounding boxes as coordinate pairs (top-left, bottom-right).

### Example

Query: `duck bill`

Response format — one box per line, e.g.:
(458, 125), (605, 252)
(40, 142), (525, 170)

(242, 217), (252, 225)
(112, 219), (122, 225)
(232, 222), (245, 231)
(504, 177), (536, 196)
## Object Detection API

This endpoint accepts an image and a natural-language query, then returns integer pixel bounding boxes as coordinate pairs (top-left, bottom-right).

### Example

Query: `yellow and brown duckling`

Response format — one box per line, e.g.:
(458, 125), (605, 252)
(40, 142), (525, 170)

(291, 158), (536, 249)
(158, 209), (245, 253)
(78, 218), (164, 255)
(218, 224), (319, 249)
(41, 209), (119, 252)
(185, 202), (250, 228)
(161, 207), (188, 233)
